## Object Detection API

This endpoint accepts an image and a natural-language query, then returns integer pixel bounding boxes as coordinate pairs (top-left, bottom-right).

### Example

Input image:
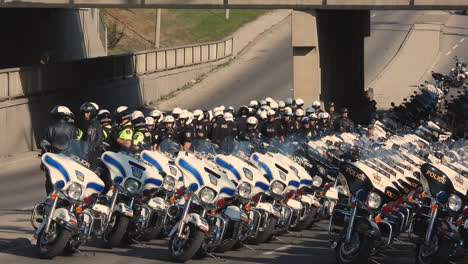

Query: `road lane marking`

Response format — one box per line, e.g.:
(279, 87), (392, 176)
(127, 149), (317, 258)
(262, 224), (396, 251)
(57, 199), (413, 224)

(263, 245), (292, 255)
(461, 38), (465, 43)
(446, 51), (452, 56)
(453, 44), (459, 49)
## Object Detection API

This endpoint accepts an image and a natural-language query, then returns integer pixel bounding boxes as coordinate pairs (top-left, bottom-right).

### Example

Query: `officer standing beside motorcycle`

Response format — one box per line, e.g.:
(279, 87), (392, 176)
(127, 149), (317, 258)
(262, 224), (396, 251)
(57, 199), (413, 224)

(131, 111), (152, 152)
(332, 107), (355, 133)
(97, 109), (113, 145)
(239, 116), (260, 142)
(309, 113), (319, 138)
(77, 102), (103, 169)
(224, 112), (239, 140)
(317, 112), (331, 136)
(327, 102), (339, 126)
(195, 111), (212, 140)
(176, 112), (195, 151)
(281, 108), (297, 138)
(154, 115), (179, 150)
(43, 106), (78, 195)
(260, 110), (285, 143)
(210, 108), (228, 145)
(112, 106), (134, 152)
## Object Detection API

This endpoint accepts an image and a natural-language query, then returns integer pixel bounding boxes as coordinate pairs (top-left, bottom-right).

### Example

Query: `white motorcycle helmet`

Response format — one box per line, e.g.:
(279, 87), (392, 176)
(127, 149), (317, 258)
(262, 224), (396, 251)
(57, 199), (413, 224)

(270, 101), (279, 110)
(265, 97), (274, 104)
(150, 109), (163, 122)
(260, 110), (268, 120)
(278, 100), (286, 108)
(247, 116), (258, 126)
(295, 109), (305, 117)
(224, 112), (234, 122)
(213, 107), (224, 117)
(249, 100), (258, 108)
(172, 107), (182, 119)
(267, 109), (276, 117)
(284, 107), (293, 116)
(192, 109), (203, 120)
(295, 98), (304, 107)
(163, 115), (175, 123)
(312, 101), (321, 109)
(131, 110), (144, 120)
(319, 112), (330, 119)
(145, 116), (155, 126)
(310, 113), (318, 120)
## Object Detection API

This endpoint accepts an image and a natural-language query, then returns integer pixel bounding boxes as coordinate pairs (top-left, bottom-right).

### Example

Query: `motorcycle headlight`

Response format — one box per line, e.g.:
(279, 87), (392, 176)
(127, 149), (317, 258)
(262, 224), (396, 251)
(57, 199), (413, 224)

(271, 181), (285, 195)
(367, 192), (382, 210)
(448, 194), (463, 212)
(66, 183), (83, 201)
(238, 182), (252, 198)
(200, 187), (216, 203)
(312, 176), (323, 187)
(124, 179), (141, 194)
(163, 176), (176, 191)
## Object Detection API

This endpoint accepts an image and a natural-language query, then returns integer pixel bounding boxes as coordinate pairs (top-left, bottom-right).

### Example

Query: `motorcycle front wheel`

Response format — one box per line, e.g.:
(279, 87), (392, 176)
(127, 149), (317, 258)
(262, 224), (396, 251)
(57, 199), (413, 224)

(291, 207), (317, 231)
(169, 223), (205, 262)
(415, 235), (452, 264)
(335, 232), (374, 264)
(103, 214), (130, 248)
(37, 221), (72, 259)
(141, 211), (165, 242)
(247, 216), (277, 245)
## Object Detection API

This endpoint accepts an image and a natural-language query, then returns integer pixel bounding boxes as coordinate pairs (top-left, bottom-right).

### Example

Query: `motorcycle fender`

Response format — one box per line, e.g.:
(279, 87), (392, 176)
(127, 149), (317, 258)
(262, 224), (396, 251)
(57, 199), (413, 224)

(184, 213), (209, 232)
(53, 208), (79, 231)
(300, 195), (313, 205)
(223, 206), (242, 221)
(287, 199), (303, 211)
(92, 203), (110, 215)
(255, 202), (281, 218)
(115, 203), (133, 217)
(147, 197), (166, 211)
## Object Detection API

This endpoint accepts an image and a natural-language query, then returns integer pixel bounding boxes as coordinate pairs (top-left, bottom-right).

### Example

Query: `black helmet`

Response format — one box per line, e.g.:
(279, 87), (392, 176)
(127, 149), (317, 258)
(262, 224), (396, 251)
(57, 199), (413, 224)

(80, 102), (99, 117)
(342, 107), (348, 113)
(113, 106), (132, 124)
(238, 105), (249, 117)
(50, 105), (72, 121)
(203, 111), (211, 120)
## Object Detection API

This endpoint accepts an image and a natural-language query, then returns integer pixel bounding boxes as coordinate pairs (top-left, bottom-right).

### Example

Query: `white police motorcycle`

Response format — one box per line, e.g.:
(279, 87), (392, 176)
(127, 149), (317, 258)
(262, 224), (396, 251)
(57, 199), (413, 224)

(32, 140), (105, 258)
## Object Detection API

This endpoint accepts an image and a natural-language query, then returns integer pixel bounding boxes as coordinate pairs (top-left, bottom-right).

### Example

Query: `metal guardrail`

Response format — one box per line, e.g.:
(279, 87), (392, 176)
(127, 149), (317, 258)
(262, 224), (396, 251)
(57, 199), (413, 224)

(0, 36), (233, 103)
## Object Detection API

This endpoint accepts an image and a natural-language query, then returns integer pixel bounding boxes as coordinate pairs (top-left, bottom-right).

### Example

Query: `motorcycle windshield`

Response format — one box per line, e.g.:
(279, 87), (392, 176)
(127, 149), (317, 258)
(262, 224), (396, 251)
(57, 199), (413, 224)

(159, 139), (180, 155)
(191, 139), (218, 155)
(60, 139), (91, 168)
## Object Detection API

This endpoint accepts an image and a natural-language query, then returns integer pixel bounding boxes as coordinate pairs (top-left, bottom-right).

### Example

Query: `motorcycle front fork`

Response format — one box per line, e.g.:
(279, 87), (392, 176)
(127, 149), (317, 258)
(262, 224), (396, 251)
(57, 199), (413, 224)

(177, 196), (192, 237)
(425, 206), (438, 246)
(43, 196), (59, 234)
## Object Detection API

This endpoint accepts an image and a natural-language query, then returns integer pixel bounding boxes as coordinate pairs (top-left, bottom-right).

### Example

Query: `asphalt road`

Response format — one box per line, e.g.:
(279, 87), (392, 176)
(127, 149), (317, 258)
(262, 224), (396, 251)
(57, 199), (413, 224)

(1, 10), (467, 264)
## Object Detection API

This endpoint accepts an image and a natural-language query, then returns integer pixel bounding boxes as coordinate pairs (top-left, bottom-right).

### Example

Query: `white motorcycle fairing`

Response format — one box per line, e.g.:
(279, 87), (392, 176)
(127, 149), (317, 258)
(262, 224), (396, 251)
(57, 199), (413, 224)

(42, 153), (105, 199)
(141, 150), (183, 191)
(270, 152), (313, 189)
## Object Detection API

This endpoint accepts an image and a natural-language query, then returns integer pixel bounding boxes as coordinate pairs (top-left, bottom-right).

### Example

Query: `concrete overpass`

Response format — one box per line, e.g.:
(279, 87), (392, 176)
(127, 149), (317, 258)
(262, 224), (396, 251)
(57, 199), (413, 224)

(1, 0), (468, 10)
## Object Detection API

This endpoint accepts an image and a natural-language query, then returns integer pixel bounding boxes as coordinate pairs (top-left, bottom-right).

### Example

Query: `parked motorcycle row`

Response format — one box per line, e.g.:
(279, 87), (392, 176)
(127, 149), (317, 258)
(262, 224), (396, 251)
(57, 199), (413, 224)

(31, 83), (467, 263)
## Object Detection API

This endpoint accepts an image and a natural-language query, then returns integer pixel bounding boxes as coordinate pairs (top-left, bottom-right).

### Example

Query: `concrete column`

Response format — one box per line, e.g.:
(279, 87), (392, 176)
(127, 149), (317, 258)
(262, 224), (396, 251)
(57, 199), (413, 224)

(292, 10), (321, 107)
(316, 10), (370, 119)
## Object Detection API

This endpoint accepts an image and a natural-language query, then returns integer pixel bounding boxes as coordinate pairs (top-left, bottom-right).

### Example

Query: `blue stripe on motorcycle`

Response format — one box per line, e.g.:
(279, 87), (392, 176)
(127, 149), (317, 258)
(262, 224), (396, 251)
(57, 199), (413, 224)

(255, 181), (269, 191)
(44, 156), (70, 182)
(220, 187), (236, 196)
(300, 179), (312, 185)
(145, 178), (162, 186)
(87, 182), (104, 192)
(178, 176), (183, 182)
(288, 180), (300, 188)
(141, 153), (163, 172)
(251, 154), (272, 181)
(177, 159), (204, 186)
(215, 157), (241, 180)
(103, 154), (127, 179)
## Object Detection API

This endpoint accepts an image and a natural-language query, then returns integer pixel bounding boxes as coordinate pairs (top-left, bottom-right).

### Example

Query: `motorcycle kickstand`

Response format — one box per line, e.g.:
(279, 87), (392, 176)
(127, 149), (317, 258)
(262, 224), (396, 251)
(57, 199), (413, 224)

(273, 236), (287, 243)
(131, 239), (148, 247)
(206, 252), (225, 262)
(240, 242), (256, 251)
(72, 247), (94, 257)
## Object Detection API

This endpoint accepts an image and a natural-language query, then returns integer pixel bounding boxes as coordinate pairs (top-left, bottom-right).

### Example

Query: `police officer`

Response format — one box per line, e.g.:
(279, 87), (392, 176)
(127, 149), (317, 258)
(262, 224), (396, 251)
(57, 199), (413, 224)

(154, 115), (179, 150)
(210, 108), (228, 145)
(236, 106), (249, 136)
(112, 106), (134, 152)
(131, 111), (152, 152)
(192, 109), (203, 127)
(294, 109), (305, 131)
(43, 105), (78, 194)
(177, 112), (195, 151)
(333, 107), (355, 133)
(297, 117), (312, 139)
(97, 109), (113, 145)
(195, 111), (211, 140)
(281, 107), (297, 138)
(260, 110), (284, 142)
(312, 101), (322, 114)
(77, 102), (103, 168)
(224, 112), (239, 140)
(309, 113), (319, 138)
(317, 112), (331, 136)
(295, 98), (305, 110)
(150, 109), (163, 130)
(239, 116), (260, 142)
(328, 102), (339, 126)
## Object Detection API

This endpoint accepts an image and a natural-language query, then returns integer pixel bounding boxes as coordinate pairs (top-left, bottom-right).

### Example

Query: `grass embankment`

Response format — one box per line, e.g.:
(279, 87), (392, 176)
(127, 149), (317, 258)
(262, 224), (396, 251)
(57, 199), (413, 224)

(101, 9), (268, 55)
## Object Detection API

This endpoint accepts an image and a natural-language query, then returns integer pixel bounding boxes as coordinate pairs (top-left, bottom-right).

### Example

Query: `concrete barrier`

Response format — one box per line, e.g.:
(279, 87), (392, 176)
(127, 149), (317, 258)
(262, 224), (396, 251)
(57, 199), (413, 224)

(0, 37), (234, 157)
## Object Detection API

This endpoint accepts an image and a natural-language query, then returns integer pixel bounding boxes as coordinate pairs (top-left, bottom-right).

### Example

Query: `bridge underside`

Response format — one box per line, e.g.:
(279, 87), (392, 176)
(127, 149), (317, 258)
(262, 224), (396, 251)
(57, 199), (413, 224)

(1, 0), (468, 10)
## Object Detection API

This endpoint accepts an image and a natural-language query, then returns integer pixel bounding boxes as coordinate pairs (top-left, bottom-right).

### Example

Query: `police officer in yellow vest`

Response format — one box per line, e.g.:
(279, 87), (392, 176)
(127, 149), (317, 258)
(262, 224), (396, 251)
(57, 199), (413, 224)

(131, 111), (152, 152)
(111, 106), (133, 152)
(97, 109), (113, 144)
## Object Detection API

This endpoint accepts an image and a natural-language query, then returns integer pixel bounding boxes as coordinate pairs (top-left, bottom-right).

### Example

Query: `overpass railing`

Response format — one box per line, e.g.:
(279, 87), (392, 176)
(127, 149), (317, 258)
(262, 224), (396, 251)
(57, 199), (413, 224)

(0, 36), (233, 102)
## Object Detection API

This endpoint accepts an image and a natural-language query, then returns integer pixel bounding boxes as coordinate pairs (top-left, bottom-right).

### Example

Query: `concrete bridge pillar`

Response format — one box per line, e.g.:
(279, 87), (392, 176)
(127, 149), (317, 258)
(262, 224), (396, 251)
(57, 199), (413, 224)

(292, 10), (370, 115)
